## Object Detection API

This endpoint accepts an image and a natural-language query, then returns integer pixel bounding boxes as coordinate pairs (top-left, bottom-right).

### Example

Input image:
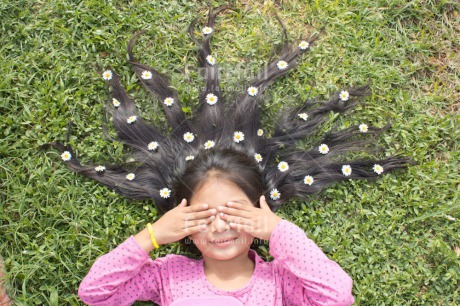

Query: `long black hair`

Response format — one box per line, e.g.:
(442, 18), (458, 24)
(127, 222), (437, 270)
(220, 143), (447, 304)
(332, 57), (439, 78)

(44, 6), (413, 213)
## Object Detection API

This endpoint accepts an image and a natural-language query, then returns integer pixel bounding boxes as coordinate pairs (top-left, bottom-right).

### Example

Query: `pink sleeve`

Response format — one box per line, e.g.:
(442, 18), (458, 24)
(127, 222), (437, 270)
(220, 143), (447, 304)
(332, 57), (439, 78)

(270, 220), (355, 306)
(78, 236), (164, 306)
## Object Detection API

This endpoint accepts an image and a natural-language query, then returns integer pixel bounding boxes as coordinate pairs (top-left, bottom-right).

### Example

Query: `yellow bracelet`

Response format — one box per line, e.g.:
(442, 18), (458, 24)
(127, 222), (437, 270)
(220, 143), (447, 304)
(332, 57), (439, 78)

(147, 223), (160, 249)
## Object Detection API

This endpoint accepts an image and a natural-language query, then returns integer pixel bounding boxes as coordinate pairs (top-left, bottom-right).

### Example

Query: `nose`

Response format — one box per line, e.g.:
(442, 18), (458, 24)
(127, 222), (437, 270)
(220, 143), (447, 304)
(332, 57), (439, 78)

(210, 212), (229, 233)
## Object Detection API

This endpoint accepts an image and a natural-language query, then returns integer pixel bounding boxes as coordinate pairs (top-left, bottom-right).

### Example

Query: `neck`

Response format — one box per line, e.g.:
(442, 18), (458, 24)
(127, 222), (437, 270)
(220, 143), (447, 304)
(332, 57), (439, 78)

(203, 251), (255, 280)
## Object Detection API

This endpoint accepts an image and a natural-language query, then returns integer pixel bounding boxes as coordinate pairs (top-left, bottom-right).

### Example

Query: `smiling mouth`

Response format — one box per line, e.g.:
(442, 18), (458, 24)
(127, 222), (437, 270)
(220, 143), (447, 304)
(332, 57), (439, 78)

(211, 238), (237, 244)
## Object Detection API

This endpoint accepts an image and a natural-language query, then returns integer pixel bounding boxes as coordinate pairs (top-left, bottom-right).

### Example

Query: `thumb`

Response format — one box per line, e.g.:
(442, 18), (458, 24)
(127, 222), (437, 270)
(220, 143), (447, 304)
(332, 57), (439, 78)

(259, 195), (270, 210)
(177, 198), (187, 208)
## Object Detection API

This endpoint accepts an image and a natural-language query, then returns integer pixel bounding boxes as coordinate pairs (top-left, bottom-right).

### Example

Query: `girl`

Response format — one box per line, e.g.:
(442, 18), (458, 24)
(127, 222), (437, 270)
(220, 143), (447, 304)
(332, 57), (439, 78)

(46, 5), (411, 305)
(77, 149), (355, 305)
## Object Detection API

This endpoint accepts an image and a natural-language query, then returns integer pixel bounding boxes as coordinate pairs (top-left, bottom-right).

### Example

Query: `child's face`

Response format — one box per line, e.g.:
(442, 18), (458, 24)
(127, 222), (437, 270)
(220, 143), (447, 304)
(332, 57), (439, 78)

(188, 179), (255, 261)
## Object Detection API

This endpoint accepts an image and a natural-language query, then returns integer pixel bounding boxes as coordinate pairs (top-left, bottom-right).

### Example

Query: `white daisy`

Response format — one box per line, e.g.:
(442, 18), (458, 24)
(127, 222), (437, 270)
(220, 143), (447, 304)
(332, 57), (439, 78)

(185, 155), (195, 161)
(183, 132), (195, 143)
(340, 91), (349, 101)
(298, 113), (308, 121)
(277, 60), (288, 70)
(445, 215), (456, 221)
(247, 86), (258, 96)
(141, 70), (152, 80)
(95, 166), (106, 172)
(126, 173), (135, 181)
(254, 153), (263, 163)
(61, 151), (71, 161)
(159, 188), (171, 198)
(202, 26), (213, 35)
(257, 129), (264, 137)
(148, 142), (159, 151)
(206, 55), (216, 65)
(127, 115), (137, 124)
(319, 144), (329, 154)
(102, 70), (112, 80)
(299, 40), (310, 50)
(270, 188), (281, 200)
(303, 175), (314, 185)
(233, 131), (245, 143)
(359, 123), (369, 133)
(278, 161), (289, 172)
(112, 98), (120, 108)
(204, 140), (215, 149)
(342, 165), (352, 176)
(164, 97), (174, 107)
(373, 164), (384, 175)
(206, 93), (218, 105)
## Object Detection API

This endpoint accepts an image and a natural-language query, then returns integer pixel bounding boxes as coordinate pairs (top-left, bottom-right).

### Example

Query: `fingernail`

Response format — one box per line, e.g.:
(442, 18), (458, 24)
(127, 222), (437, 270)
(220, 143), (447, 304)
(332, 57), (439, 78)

(202, 204), (208, 209)
(209, 208), (217, 214)
(209, 215), (215, 221)
(219, 212), (225, 218)
(217, 206), (224, 211)
(227, 202), (233, 206)
(201, 224), (207, 230)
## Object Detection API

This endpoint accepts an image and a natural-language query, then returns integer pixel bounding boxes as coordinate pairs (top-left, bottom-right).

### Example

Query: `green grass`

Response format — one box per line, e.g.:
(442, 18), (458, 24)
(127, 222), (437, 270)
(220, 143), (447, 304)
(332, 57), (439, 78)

(1, 0), (459, 305)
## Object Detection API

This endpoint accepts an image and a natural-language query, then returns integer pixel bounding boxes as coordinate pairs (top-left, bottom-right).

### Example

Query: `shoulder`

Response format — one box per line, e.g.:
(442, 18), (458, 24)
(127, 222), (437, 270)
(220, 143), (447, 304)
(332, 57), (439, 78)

(248, 250), (286, 294)
(152, 254), (202, 275)
(249, 249), (277, 274)
(157, 254), (200, 265)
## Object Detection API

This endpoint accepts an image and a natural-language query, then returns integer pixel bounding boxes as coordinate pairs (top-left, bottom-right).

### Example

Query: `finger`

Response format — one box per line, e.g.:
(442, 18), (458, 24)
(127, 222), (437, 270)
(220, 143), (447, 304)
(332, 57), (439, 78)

(184, 203), (209, 213)
(184, 215), (215, 229)
(225, 201), (254, 212)
(219, 212), (252, 226)
(177, 198), (187, 208)
(259, 195), (270, 210)
(228, 222), (255, 234)
(217, 205), (251, 218)
(186, 208), (217, 221)
(184, 222), (209, 235)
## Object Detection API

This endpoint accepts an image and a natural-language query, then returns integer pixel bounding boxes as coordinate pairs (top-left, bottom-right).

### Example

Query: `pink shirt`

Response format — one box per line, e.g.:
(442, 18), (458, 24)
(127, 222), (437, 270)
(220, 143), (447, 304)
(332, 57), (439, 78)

(79, 220), (355, 305)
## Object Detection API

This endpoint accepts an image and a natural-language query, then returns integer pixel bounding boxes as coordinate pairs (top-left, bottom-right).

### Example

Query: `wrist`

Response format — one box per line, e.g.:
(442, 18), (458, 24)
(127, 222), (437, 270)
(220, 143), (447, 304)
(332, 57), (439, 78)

(265, 217), (283, 241)
(147, 223), (160, 249)
(150, 222), (167, 245)
(133, 222), (166, 253)
(133, 228), (156, 253)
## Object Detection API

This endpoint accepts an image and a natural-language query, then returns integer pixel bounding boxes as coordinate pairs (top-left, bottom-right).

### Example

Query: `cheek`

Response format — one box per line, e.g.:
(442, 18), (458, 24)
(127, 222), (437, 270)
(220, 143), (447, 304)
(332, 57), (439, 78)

(240, 233), (255, 246)
(188, 230), (207, 246)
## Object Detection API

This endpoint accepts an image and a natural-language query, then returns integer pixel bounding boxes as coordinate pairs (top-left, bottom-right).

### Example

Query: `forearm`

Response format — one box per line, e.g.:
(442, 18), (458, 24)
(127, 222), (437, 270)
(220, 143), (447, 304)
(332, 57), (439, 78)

(78, 236), (158, 305)
(270, 220), (354, 305)
(133, 222), (168, 253)
(134, 227), (155, 253)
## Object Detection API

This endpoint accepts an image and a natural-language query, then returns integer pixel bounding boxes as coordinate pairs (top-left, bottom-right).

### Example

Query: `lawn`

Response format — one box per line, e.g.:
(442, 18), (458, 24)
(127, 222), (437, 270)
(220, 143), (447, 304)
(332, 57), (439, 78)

(1, 0), (459, 305)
